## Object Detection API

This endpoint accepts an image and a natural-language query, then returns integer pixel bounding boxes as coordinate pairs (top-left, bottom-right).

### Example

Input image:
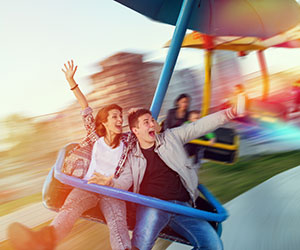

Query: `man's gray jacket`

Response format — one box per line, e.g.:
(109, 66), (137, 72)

(112, 108), (235, 203)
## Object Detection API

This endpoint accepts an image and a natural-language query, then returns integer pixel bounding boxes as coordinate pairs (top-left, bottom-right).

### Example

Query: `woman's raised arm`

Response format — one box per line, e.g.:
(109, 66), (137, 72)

(62, 60), (88, 110)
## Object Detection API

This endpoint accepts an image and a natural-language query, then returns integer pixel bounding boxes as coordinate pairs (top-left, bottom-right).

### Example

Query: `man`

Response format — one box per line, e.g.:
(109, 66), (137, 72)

(114, 98), (244, 250)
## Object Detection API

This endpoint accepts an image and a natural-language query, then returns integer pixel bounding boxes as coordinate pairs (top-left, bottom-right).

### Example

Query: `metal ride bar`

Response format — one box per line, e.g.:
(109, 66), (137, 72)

(46, 146), (228, 223)
(150, 0), (195, 119)
(189, 139), (238, 150)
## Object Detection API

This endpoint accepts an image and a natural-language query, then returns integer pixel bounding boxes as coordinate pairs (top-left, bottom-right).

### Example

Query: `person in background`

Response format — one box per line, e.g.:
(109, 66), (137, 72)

(184, 110), (216, 165)
(232, 84), (249, 110)
(163, 93), (190, 130)
(292, 79), (300, 112)
(221, 83), (251, 124)
(7, 60), (134, 250)
(221, 84), (249, 110)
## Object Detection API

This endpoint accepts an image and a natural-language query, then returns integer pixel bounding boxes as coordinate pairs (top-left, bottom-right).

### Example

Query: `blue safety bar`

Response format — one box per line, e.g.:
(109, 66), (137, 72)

(44, 145), (228, 223)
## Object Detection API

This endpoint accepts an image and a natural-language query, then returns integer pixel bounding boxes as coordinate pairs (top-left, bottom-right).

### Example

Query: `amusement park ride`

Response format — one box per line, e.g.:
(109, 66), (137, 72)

(164, 28), (300, 165)
(43, 0), (300, 246)
(165, 28), (300, 118)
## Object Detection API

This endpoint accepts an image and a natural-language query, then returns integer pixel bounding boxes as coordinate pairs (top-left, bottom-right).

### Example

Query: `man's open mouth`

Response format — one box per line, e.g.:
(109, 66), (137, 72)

(149, 131), (155, 137)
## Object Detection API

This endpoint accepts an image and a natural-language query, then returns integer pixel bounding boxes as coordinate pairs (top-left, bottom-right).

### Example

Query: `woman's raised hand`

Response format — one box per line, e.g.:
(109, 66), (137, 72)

(61, 60), (88, 109)
(62, 60), (77, 81)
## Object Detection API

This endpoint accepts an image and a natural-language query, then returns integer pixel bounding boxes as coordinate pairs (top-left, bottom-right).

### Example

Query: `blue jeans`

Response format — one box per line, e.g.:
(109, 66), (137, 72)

(51, 188), (131, 250)
(132, 201), (223, 250)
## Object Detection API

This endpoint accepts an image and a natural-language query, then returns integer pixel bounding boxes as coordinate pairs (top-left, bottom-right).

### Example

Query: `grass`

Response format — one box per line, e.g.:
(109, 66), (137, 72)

(199, 150), (300, 203)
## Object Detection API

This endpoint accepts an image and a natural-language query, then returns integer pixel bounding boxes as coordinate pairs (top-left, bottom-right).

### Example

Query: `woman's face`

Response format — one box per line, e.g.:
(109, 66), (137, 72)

(177, 97), (189, 110)
(102, 109), (123, 135)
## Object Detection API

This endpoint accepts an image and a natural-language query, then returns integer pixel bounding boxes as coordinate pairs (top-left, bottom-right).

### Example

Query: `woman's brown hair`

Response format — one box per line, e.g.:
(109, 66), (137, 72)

(95, 104), (122, 149)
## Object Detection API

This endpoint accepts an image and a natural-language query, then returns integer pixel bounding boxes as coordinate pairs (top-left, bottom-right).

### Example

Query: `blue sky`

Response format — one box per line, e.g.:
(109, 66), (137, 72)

(1, 0), (300, 119)
(0, 0), (176, 119)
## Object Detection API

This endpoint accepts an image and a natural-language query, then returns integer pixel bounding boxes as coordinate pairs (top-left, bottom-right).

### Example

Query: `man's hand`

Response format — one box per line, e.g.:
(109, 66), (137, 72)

(128, 107), (143, 115)
(154, 120), (162, 133)
(88, 172), (114, 187)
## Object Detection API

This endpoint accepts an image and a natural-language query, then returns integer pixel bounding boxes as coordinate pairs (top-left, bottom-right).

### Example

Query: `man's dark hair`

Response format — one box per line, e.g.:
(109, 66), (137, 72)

(128, 108), (152, 131)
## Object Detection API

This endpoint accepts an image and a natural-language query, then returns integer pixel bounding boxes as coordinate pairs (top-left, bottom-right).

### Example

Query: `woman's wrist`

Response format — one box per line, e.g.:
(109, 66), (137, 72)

(66, 77), (78, 90)
(70, 84), (78, 91)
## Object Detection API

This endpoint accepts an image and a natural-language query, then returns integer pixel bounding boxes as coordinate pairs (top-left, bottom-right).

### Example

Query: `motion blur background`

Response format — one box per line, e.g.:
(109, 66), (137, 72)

(1, 1), (300, 249)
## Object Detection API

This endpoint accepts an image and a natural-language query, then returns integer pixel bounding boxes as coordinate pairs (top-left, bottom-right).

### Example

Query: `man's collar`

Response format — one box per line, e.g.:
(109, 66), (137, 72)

(133, 134), (162, 157)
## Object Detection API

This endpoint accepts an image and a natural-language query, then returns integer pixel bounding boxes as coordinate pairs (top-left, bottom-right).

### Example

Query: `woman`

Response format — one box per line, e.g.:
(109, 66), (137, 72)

(8, 60), (134, 250)
(163, 93), (190, 130)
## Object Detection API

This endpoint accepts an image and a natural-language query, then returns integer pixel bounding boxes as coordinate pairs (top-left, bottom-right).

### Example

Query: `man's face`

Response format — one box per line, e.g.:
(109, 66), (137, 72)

(133, 113), (156, 149)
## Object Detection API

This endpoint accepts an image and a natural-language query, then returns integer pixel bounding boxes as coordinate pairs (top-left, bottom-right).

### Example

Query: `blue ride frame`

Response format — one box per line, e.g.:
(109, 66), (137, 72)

(45, 145), (228, 223)
(43, 144), (228, 239)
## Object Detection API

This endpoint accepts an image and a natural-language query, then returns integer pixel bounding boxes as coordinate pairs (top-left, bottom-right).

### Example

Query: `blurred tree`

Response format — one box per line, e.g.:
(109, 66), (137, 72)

(2, 113), (36, 159)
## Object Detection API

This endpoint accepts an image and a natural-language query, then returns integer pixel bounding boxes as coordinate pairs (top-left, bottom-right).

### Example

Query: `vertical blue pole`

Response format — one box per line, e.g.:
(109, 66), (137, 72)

(150, 0), (195, 119)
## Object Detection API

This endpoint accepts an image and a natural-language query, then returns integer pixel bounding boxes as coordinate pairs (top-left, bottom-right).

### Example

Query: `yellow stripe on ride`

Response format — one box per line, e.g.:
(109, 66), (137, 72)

(189, 139), (238, 150)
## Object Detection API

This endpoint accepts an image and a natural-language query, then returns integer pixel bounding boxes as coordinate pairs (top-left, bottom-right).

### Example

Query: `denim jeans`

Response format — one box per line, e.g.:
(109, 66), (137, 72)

(51, 188), (131, 250)
(132, 200), (223, 250)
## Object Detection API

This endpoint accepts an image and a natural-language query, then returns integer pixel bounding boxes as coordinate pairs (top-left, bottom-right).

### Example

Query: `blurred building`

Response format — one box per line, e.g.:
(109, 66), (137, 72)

(28, 51), (300, 150)
(2, 51), (300, 203)
(0, 52), (205, 203)
(46, 52), (203, 148)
